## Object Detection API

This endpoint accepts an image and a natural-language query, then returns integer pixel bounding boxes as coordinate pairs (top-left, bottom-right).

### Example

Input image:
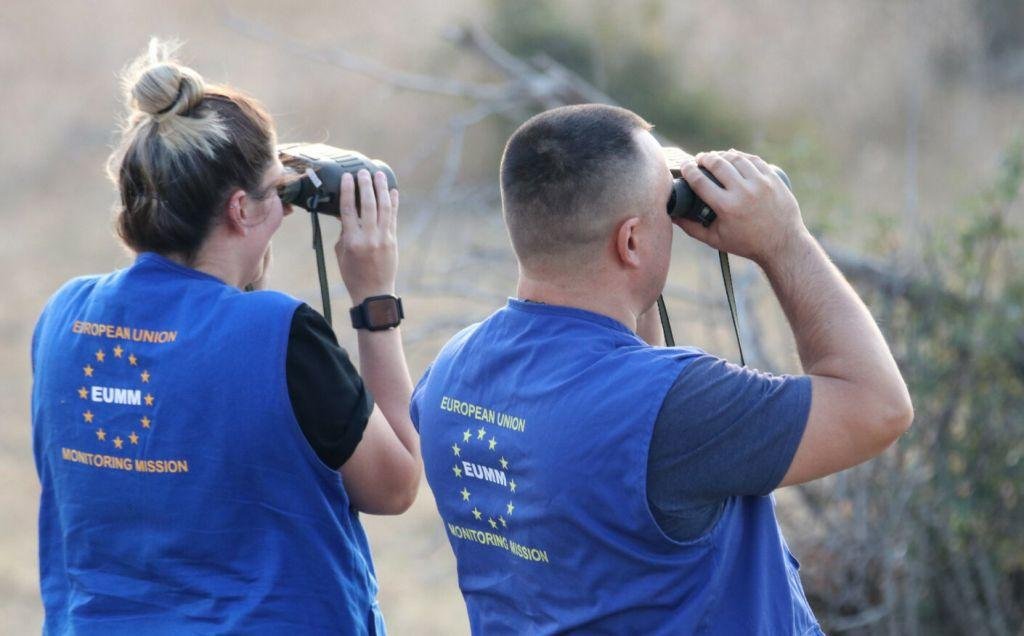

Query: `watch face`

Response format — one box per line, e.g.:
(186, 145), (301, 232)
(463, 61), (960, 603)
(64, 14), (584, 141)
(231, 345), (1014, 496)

(365, 298), (400, 326)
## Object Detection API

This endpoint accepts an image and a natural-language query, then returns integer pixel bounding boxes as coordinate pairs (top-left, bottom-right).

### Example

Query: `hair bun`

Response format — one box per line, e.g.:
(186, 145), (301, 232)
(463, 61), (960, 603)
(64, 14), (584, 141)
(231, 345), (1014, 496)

(124, 38), (205, 121)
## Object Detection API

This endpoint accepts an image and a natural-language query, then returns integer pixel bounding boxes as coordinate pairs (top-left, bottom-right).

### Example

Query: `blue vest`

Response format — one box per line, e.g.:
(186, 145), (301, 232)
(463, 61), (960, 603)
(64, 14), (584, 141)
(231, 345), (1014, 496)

(414, 300), (821, 635)
(31, 253), (385, 635)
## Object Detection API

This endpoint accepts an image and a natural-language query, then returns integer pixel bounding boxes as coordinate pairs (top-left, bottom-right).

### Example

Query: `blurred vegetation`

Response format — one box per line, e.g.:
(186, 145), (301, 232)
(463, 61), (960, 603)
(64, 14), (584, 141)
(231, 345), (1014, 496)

(796, 139), (1023, 634)
(488, 0), (751, 150)
(486, 2), (1024, 633)
(898, 138), (1022, 632)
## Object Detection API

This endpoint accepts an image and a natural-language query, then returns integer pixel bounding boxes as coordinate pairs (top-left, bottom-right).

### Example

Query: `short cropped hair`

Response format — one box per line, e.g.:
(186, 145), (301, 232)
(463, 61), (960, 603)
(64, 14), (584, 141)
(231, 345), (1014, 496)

(500, 104), (652, 262)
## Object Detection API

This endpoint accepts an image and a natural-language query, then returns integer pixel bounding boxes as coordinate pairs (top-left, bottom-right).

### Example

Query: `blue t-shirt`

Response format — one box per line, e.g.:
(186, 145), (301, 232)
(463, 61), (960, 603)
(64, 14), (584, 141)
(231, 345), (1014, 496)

(648, 356), (811, 540)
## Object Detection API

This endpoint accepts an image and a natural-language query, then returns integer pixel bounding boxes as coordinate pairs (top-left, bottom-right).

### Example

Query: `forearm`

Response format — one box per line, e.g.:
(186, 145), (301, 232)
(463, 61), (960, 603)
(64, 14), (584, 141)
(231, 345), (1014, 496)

(760, 230), (907, 405)
(356, 328), (420, 457)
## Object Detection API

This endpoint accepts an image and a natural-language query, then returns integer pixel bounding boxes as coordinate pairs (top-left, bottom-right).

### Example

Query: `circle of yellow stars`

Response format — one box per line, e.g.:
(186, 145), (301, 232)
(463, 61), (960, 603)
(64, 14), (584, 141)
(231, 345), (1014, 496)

(452, 424), (517, 531)
(78, 345), (155, 452)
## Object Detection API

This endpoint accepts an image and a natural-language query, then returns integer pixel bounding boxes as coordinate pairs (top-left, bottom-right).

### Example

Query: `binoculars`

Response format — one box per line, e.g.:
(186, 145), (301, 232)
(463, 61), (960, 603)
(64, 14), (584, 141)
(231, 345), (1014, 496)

(277, 143), (398, 216)
(662, 147), (791, 227)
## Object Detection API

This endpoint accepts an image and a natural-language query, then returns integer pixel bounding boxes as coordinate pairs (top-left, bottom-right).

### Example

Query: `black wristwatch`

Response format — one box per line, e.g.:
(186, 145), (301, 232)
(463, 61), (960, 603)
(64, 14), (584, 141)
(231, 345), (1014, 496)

(349, 295), (404, 331)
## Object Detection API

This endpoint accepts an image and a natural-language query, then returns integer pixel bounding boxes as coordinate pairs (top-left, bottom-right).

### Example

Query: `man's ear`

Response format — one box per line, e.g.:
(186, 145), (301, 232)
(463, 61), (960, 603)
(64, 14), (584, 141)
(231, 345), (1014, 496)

(223, 189), (249, 235)
(614, 216), (643, 269)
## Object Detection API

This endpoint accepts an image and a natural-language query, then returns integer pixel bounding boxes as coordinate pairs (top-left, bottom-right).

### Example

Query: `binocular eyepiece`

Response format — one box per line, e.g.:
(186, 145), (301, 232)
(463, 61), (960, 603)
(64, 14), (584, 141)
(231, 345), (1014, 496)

(277, 143), (398, 216)
(662, 147), (791, 227)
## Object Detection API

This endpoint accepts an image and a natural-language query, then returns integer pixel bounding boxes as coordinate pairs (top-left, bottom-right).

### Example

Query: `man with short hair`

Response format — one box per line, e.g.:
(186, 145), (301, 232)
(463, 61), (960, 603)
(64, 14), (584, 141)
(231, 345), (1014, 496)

(412, 104), (912, 634)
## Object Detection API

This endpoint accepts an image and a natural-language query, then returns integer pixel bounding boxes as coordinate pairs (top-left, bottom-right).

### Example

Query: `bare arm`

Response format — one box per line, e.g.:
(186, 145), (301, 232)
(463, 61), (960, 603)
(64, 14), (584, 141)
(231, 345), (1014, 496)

(334, 169), (421, 514)
(679, 151), (913, 488)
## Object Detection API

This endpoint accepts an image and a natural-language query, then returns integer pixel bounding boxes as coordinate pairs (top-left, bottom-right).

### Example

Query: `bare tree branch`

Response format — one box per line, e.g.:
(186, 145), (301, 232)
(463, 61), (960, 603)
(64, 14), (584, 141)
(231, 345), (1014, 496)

(223, 13), (514, 101)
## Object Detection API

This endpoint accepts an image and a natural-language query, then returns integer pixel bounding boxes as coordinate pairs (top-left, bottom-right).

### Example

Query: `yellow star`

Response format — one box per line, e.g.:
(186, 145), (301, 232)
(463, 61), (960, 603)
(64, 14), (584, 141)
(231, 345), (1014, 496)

(499, 516), (507, 528)
(113, 436), (124, 449)
(96, 428), (106, 441)
(83, 364), (94, 377)
(453, 465), (463, 478)
(506, 502), (515, 515)
(499, 456), (509, 469)
(477, 427), (486, 440)
(83, 410), (94, 424)
(460, 487), (471, 501)
(144, 393), (154, 406)
(129, 431), (139, 445)
(78, 386), (88, 399)
(510, 479), (517, 493)
(95, 349), (105, 362)
(128, 354), (138, 366)
(488, 437), (497, 451)
(140, 370), (150, 383)
(451, 443), (461, 457)
(488, 517), (498, 529)
(462, 429), (472, 443)
(113, 345), (124, 358)
(471, 507), (482, 520)
(140, 416), (151, 428)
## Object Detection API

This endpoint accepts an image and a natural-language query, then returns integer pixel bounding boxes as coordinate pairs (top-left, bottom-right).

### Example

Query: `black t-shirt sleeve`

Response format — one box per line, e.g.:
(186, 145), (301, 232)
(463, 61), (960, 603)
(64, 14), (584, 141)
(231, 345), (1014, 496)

(286, 303), (373, 470)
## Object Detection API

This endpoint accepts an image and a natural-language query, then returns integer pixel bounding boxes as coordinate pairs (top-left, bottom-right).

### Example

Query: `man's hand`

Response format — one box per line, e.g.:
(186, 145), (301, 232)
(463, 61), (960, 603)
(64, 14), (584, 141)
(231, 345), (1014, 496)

(674, 151), (913, 488)
(677, 150), (807, 267)
(336, 169), (400, 305)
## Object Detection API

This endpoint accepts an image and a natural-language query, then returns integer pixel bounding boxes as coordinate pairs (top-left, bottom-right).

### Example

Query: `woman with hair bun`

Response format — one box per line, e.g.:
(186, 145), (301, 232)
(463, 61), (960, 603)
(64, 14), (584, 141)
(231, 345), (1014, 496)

(30, 39), (420, 634)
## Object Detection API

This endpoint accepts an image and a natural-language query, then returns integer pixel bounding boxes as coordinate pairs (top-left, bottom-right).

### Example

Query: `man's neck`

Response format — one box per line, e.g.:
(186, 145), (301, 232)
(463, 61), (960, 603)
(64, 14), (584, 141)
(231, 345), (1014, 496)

(516, 272), (640, 332)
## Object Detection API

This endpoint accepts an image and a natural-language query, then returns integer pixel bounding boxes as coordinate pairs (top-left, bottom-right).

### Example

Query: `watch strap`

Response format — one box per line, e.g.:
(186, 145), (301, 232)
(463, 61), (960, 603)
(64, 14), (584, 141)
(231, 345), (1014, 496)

(349, 295), (404, 331)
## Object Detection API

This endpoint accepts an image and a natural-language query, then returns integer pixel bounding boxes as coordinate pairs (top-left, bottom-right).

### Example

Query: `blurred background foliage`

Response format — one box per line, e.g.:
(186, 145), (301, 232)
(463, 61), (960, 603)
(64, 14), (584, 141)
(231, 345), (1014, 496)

(2, 0), (1021, 633)
(490, 0), (752, 149)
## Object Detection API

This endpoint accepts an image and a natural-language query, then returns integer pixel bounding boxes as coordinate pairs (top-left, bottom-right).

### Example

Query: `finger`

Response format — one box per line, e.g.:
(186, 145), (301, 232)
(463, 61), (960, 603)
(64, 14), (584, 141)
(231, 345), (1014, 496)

(680, 160), (729, 212)
(339, 172), (360, 236)
(698, 151), (744, 190)
(374, 171), (392, 230)
(357, 169), (377, 226)
(390, 189), (399, 233)
(721, 150), (761, 181)
(731, 149), (774, 177)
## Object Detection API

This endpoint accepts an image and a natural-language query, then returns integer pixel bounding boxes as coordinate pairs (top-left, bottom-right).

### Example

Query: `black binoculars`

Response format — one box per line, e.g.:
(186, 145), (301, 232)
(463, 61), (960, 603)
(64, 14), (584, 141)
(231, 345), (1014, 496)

(662, 147), (791, 227)
(277, 143), (398, 216)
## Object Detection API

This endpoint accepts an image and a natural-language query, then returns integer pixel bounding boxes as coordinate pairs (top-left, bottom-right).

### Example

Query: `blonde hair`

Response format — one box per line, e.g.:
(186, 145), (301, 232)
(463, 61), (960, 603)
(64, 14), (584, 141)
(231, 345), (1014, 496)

(107, 38), (276, 260)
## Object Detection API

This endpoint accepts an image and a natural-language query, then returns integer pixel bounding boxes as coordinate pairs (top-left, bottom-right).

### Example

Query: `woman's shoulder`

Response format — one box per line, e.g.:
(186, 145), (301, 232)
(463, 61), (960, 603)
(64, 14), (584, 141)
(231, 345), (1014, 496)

(42, 273), (111, 312)
(227, 288), (305, 321)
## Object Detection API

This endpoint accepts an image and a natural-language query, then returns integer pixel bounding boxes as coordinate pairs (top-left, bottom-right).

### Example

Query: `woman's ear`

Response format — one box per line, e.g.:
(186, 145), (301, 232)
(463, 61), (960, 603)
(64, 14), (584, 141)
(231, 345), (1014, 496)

(615, 216), (643, 269)
(223, 189), (249, 235)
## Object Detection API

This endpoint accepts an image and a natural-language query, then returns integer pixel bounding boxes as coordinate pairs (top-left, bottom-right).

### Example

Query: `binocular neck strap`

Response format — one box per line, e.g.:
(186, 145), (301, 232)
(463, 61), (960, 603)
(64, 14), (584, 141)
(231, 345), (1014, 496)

(656, 250), (746, 367)
(306, 206), (743, 365)
(308, 199), (333, 327)
(718, 250), (745, 367)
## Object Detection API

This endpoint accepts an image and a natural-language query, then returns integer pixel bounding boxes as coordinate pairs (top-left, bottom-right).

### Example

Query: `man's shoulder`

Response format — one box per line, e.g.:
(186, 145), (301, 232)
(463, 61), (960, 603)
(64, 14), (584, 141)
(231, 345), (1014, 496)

(435, 320), (486, 361)
(435, 304), (516, 359)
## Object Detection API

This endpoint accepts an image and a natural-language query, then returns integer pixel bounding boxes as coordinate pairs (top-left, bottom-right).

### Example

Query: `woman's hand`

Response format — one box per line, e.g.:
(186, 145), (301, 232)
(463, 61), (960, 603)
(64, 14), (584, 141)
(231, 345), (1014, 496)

(335, 169), (400, 305)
